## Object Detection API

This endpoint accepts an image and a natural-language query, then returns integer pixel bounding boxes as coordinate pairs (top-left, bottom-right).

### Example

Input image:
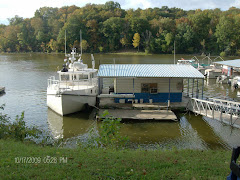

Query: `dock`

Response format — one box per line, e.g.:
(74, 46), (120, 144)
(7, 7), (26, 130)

(0, 87), (5, 94)
(188, 97), (240, 129)
(98, 109), (178, 121)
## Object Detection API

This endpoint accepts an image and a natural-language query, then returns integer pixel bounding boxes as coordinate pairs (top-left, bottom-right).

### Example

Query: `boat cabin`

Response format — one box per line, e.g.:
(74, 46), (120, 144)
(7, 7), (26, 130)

(58, 71), (97, 82)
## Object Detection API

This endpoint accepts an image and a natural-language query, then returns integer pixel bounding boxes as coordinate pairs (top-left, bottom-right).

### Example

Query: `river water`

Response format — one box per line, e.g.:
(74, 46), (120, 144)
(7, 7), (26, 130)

(0, 53), (240, 149)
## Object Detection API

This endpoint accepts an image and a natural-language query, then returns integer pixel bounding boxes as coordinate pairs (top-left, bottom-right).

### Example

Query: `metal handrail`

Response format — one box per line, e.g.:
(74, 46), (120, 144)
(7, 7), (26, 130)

(190, 97), (240, 127)
(48, 76), (98, 91)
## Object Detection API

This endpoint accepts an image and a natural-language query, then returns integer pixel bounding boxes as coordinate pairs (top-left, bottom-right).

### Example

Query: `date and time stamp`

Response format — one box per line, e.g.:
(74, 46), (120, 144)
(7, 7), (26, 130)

(15, 156), (68, 164)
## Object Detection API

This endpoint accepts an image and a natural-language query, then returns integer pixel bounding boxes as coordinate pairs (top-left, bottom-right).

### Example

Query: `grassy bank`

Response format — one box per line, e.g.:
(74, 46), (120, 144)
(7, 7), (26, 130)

(0, 139), (231, 179)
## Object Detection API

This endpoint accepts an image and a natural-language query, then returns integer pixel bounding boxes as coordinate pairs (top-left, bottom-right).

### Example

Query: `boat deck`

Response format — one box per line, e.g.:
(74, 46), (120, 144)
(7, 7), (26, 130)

(98, 109), (178, 121)
(133, 104), (168, 109)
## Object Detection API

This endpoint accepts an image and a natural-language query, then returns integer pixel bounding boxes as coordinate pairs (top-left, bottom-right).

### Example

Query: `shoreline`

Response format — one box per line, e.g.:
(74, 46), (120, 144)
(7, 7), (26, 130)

(0, 51), (232, 58)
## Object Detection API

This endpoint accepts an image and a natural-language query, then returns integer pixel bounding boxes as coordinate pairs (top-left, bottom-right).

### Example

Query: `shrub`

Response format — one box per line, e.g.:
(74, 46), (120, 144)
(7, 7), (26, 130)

(0, 105), (42, 142)
(88, 110), (129, 149)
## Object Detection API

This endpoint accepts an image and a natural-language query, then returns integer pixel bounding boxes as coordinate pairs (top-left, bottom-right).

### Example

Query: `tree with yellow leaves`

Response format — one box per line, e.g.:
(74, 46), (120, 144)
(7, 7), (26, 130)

(132, 33), (140, 52)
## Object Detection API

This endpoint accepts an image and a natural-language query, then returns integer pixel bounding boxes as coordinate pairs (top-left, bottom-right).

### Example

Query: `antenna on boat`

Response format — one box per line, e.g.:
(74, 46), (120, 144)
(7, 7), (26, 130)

(80, 30), (82, 56)
(91, 54), (95, 69)
(65, 30), (67, 56)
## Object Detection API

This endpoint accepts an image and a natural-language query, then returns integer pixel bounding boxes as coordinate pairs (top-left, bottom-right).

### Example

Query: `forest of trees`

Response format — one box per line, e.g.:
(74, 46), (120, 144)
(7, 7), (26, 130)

(0, 1), (240, 56)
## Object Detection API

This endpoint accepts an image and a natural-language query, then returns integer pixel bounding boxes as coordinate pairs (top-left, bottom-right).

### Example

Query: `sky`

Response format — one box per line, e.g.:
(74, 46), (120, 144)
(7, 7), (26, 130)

(0, 0), (239, 25)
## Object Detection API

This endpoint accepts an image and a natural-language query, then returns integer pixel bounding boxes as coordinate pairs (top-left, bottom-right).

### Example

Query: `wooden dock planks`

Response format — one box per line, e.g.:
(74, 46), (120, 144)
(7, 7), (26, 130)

(98, 109), (178, 121)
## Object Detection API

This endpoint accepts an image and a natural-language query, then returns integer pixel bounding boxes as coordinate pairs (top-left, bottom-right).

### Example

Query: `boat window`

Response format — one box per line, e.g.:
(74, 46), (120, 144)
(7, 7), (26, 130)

(61, 75), (69, 81)
(79, 74), (88, 79)
(72, 74), (77, 80)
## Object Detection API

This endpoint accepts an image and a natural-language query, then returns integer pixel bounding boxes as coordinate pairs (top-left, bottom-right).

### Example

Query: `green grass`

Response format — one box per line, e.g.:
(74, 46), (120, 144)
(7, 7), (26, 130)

(0, 139), (232, 179)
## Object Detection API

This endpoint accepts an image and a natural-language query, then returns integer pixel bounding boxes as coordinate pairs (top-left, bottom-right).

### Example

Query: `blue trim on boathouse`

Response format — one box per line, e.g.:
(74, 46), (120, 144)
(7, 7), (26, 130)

(114, 93), (182, 103)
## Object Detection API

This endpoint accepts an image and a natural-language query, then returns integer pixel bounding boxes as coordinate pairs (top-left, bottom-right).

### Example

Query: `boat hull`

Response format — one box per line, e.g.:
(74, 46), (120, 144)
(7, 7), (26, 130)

(47, 93), (96, 116)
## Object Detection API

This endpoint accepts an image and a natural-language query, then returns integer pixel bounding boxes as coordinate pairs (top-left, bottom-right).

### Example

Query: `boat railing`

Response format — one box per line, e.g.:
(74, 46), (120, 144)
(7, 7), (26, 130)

(48, 76), (98, 91)
(48, 76), (60, 89)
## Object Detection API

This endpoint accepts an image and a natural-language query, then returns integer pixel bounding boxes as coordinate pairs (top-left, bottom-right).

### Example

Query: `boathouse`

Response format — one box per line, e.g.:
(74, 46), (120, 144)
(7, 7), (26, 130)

(97, 64), (204, 105)
(214, 59), (240, 77)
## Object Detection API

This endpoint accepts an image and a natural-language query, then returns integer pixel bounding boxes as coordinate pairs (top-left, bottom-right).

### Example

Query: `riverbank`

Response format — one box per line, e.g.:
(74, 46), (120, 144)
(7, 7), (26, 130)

(0, 139), (231, 179)
(106, 51), (152, 56)
(0, 51), (225, 57)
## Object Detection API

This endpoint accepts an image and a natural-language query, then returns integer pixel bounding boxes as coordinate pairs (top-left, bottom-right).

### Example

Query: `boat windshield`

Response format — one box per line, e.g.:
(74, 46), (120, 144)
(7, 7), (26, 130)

(79, 73), (88, 79)
(59, 71), (97, 81)
(61, 74), (69, 81)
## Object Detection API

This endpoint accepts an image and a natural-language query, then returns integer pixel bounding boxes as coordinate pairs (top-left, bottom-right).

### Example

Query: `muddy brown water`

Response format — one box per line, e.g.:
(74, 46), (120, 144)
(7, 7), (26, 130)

(0, 53), (240, 149)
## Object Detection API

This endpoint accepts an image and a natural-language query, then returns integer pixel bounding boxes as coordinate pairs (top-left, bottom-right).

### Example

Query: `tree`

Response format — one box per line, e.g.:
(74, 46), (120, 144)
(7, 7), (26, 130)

(120, 35), (129, 49)
(215, 15), (235, 53)
(104, 1), (121, 11)
(175, 23), (195, 53)
(47, 39), (58, 52)
(81, 39), (89, 52)
(102, 17), (125, 51)
(142, 30), (152, 53)
(86, 19), (99, 51)
(8, 16), (24, 26)
(132, 33), (140, 52)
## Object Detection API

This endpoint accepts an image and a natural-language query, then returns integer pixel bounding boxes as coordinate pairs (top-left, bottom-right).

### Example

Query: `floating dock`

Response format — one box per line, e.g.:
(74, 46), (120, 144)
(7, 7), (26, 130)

(0, 87), (5, 94)
(98, 109), (178, 121)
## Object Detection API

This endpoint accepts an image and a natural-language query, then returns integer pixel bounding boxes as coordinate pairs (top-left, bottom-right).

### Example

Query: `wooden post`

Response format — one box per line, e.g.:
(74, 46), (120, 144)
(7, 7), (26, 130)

(168, 78), (171, 107)
(202, 78), (204, 99)
(187, 79), (189, 96)
(192, 79), (194, 98)
(196, 79), (199, 99)
(230, 108), (233, 126)
(133, 78), (134, 94)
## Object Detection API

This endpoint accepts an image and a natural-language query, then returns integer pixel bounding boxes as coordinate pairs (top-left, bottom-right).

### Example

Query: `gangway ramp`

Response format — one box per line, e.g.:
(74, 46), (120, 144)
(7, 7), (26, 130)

(187, 97), (240, 128)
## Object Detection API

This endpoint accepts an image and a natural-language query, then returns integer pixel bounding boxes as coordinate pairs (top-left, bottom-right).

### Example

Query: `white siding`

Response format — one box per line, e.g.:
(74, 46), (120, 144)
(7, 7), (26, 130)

(115, 78), (183, 93)
(115, 78), (134, 93)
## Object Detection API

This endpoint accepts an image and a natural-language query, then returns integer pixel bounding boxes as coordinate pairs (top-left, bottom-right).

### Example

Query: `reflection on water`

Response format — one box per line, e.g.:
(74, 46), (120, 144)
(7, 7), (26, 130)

(121, 121), (181, 144)
(47, 109), (94, 139)
(203, 116), (240, 149)
(184, 114), (228, 149)
(204, 79), (240, 101)
(47, 107), (240, 150)
(1, 53), (240, 149)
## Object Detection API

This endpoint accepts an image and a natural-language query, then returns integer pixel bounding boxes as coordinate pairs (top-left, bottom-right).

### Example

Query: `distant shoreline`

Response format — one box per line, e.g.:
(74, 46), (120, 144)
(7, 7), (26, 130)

(0, 51), (230, 57)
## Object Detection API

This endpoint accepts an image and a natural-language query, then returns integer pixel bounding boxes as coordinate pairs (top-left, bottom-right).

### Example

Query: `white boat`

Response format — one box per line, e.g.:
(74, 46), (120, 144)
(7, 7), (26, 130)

(204, 68), (222, 79)
(47, 48), (98, 116)
(230, 76), (240, 89)
(177, 59), (195, 65)
(216, 74), (229, 84)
